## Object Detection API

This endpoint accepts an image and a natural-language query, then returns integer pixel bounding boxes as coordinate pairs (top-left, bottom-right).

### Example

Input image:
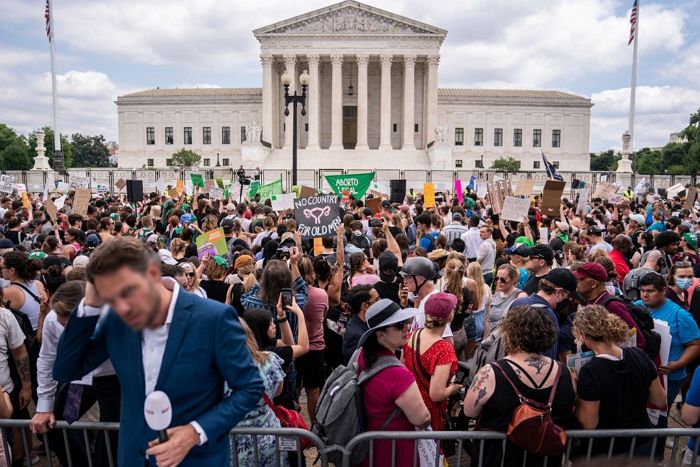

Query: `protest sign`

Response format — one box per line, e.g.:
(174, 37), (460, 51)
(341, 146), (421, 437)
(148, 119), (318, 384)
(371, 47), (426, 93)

(423, 183), (435, 208)
(175, 180), (185, 194)
(72, 189), (91, 217)
(576, 187), (590, 215)
(54, 195), (66, 210)
(215, 178), (225, 189)
(21, 192), (30, 209)
(501, 196), (531, 222)
(14, 184), (27, 195)
(257, 179), (283, 200)
(195, 228), (228, 260)
(300, 186), (316, 198)
(155, 179), (165, 194)
(56, 182), (70, 193)
(271, 193), (296, 211)
(69, 176), (90, 190)
(667, 183), (685, 199)
(95, 184), (108, 194)
(634, 177), (648, 195)
(487, 180), (512, 214)
(540, 180), (566, 217)
(190, 173), (205, 188)
(608, 194), (625, 204)
(247, 180), (260, 198)
(325, 172), (374, 198)
(369, 181), (390, 198)
(0, 175), (15, 194)
(685, 187), (698, 209)
(168, 188), (179, 199)
(366, 197), (382, 214)
(390, 180), (406, 204)
(454, 180), (464, 204)
(294, 194), (342, 238)
(313, 238), (323, 256)
(114, 178), (127, 191)
(209, 186), (224, 200)
(514, 179), (535, 197)
(44, 199), (58, 221)
(593, 182), (618, 201)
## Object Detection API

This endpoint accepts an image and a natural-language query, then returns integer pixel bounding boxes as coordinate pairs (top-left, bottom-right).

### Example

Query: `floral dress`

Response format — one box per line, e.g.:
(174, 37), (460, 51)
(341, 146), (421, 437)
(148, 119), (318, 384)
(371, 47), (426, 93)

(232, 352), (288, 467)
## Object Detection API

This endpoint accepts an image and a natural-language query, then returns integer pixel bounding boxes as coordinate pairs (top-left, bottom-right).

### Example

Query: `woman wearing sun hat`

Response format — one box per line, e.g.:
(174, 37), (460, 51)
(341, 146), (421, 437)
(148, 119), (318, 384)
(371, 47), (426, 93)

(355, 299), (430, 466)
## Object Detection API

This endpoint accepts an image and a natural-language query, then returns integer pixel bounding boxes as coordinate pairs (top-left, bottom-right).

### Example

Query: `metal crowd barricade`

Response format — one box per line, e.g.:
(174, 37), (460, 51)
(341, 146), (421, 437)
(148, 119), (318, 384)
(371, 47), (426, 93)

(229, 426), (331, 467)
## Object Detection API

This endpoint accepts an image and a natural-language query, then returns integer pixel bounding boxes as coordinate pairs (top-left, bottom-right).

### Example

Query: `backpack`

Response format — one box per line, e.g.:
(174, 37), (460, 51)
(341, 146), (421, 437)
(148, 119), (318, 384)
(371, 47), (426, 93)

(491, 361), (567, 456)
(406, 223), (417, 246)
(312, 350), (403, 465)
(470, 322), (507, 384)
(421, 231), (438, 252)
(600, 295), (661, 359)
(349, 233), (371, 256)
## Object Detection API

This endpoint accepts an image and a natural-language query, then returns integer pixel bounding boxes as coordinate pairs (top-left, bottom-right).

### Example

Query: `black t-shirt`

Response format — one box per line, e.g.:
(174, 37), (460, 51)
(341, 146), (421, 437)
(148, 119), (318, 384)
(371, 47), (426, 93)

(199, 280), (230, 304)
(523, 272), (544, 295)
(374, 280), (400, 304)
(505, 232), (519, 248)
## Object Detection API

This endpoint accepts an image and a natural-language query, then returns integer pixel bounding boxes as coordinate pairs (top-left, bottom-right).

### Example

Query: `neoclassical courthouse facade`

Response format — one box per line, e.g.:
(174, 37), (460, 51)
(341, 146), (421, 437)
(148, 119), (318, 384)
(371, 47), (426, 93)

(116, 1), (592, 172)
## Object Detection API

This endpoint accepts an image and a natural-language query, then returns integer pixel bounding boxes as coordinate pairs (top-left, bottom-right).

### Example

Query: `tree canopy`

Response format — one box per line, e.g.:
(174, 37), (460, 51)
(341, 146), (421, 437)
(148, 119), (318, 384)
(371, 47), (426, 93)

(490, 156), (521, 172)
(171, 148), (201, 168)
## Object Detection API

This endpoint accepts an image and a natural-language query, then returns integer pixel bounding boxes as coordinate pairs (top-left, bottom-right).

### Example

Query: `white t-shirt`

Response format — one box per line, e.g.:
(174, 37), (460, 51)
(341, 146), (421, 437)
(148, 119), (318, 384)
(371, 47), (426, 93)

(410, 289), (453, 338)
(0, 307), (27, 393)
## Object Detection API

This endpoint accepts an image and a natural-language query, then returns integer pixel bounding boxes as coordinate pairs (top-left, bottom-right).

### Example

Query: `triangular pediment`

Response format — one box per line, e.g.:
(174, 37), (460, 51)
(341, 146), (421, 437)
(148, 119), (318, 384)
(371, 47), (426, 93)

(254, 1), (446, 37)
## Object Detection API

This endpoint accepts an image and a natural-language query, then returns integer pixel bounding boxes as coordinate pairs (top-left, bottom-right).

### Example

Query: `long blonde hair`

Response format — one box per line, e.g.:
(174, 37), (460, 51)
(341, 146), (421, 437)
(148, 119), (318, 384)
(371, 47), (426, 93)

(442, 259), (465, 310)
(237, 263), (257, 292)
(466, 262), (485, 311)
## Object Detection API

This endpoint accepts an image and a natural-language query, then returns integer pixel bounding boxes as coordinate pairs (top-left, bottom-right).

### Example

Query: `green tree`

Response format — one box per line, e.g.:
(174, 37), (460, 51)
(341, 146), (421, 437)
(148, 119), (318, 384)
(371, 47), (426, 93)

(27, 127), (73, 169)
(70, 133), (111, 167)
(634, 148), (663, 174)
(660, 142), (687, 172)
(490, 156), (520, 172)
(0, 142), (32, 170)
(590, 150), (620, 171)
(171, 148), (201, 169)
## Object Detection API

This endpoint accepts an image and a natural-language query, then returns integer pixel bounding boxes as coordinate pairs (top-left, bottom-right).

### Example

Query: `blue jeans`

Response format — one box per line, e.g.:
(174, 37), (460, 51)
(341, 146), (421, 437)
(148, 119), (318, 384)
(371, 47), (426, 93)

(464, 310), (485, 341)
(667, 378), (683, 413)
(483, 272), (493, 287)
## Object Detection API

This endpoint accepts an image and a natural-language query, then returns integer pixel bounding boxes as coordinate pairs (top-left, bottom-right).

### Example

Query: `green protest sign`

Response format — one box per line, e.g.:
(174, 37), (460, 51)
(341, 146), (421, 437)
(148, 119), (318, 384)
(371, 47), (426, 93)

(247, 181), (260, 198)
(190, 173), (205, 188)
(325, 172), (374, 198)
(215, 177), (225, 189)
(257, 179), (283, 200)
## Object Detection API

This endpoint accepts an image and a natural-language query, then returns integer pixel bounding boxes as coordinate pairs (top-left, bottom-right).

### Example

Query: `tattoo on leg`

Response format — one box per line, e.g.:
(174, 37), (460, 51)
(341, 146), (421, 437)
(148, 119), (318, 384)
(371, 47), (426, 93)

(525, 357), (546, 374)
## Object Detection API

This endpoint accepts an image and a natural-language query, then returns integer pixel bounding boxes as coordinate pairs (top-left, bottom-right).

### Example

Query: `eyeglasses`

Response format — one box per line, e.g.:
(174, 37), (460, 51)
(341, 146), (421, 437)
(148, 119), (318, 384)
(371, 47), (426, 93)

(389, 319), (411, 330)
(186, 273), (195, 277)
(496, 276), (510, 283)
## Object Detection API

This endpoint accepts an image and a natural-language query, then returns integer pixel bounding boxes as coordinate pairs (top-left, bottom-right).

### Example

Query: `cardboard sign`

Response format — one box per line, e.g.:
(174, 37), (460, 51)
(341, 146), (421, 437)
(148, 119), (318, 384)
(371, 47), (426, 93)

(608, 194), (625, 204)
(454, 180), (464, 204)
(667, 183), (685, 199)
(72, 189), (91, 217)
(195, 228), (228, 260)
(44, 199), (58, 221)
(294, 194), (342, 239)
(501, 196), (531, 222)
(271, 192), (296, 211)
(300, 186), (316, 198)
(21, 192), (30, 209)
(593, 182), (617, 200)
(175, 180), (185, 194)
(540, 180), (566, 217)
(423, 183), (435, 208)
(209, 186), (224, 200)
(114, 178), (127, 191)
(55, 181), (70, 193)
(190, 173), (205, 188)
(514, 179), (535, 197)
(685, 187), (698, 209)
(69, 176), (90, 190)
(0, 175), (15, 194)
(366, 197), (382, 214)
(487, 180), (512, 214)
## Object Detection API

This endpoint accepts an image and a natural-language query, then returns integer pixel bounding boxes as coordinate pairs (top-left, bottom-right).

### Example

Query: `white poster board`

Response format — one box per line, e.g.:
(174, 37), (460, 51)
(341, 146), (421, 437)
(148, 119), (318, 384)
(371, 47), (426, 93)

(69, 176), (90, 189)
(271, 192), (296, 211)
(501, 196), (531, 222)
(56, 182), (71, 193)
(0, 175), (15, 194)
(208, 186), (224, 200)
(667, 183), (685, 199)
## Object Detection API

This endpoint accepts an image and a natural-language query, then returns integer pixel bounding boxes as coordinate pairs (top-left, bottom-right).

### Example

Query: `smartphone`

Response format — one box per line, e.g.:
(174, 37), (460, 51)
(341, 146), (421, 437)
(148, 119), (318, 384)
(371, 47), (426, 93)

(280, 288), (293, 308)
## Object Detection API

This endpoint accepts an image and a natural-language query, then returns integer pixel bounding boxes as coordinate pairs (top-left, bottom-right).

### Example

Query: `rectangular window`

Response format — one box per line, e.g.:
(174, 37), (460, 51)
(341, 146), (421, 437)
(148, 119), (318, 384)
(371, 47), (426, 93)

(475, 159), (484, 168)
(474, 128), (483, 146)
(552, 129), (561, 148)
(203, 158), (210, 167)
(494, 128), (503, 147)
(533, 161), (541, 169)
(222, 158), (229, 166)
(146, 127), (155, 145)
(455, 128), (464, 146)
(166, 158), (173, 167)
(222, 126), (230, 145)
(414, 124), (419, 133)
(553, 161), (560, 169)
(241, 126), (247, 143)
(202, 127), (211, 145)
(305, 123), (309, 132)
(513, 129), (522, 147)
(184, 127), (192, 145)
(147, 158), (154, 167)
(393, 123), (398, 132)
(165, 127), (173, 145)
(533, 129), (541, 147)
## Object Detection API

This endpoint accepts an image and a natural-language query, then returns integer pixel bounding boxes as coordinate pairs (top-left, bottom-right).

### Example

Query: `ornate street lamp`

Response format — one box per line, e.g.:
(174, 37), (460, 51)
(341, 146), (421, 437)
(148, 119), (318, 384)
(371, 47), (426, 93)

(281, 69), (309, 186)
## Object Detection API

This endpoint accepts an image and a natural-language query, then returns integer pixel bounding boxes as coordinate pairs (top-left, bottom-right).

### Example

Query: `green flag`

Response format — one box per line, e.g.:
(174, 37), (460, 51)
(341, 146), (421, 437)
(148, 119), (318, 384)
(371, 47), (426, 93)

(247, 181), (260, 198)
(190, 173), (205, 188)
(257, 179), (283, 200)
(215, 177), (225, 189)
(325, 172), (374, 198)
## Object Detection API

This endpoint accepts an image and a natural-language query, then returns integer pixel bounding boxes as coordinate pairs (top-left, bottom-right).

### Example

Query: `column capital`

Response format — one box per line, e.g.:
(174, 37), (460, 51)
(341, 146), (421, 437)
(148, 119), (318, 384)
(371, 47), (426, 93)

(427, 54), (440, 68)
(307, 54), (320, 66)
(283, 54), (297, 67)
(379, 54), (394, 67)
(330, 54), (344, 66)
(356, 54), (370, 66)
(260, 54), (274, 67)
(403, 54), (417, 68)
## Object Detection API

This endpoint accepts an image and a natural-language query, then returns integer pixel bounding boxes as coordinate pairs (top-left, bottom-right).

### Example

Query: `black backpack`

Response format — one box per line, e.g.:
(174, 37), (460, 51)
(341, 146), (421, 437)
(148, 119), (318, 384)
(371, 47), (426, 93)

(349, 234), (371, 255)
(600, 295), (661, 359)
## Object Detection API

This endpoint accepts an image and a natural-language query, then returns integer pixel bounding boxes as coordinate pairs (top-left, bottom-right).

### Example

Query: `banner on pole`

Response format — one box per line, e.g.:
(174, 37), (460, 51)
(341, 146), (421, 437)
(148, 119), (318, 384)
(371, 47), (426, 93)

(257, 179), (283, 200)
(325, 173), (374, 198)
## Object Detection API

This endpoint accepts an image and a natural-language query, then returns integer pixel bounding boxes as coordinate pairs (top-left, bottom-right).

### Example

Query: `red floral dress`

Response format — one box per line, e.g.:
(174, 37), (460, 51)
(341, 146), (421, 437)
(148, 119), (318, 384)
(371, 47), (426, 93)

(403, 333), (458, 431)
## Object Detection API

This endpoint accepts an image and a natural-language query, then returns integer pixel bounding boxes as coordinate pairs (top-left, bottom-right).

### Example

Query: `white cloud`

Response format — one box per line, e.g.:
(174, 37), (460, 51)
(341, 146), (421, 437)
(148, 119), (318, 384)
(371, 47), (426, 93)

(590, 85), (700, 151)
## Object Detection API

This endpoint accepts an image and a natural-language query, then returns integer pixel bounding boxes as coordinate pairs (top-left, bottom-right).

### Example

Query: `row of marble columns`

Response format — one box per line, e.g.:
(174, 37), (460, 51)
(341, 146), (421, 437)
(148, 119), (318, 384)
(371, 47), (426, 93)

(260, 53), (440, 151)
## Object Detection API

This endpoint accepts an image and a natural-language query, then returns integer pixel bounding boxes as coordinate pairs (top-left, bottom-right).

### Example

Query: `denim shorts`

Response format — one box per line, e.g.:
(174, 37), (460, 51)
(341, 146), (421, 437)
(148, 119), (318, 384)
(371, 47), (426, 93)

(464, 310), (485, 341)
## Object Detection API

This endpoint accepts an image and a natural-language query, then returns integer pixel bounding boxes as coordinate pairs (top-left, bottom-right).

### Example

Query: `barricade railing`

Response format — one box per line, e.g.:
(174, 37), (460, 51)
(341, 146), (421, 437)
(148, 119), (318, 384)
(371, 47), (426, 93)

(1, 420), (699, 466)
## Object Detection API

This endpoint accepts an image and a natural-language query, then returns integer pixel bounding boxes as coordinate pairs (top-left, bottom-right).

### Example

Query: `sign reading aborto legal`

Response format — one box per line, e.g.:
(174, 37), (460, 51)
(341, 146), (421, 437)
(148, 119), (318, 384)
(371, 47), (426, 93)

(325, 173), (374, 198)
(294, 194), (342, 239)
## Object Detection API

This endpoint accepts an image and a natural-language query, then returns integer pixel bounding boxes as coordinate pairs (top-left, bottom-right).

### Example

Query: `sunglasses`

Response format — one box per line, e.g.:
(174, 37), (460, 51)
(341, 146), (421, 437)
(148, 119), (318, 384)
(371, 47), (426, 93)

(389, 319), (411, 330)
(496, 276), (510, 283)
(185, 273), (195, 277)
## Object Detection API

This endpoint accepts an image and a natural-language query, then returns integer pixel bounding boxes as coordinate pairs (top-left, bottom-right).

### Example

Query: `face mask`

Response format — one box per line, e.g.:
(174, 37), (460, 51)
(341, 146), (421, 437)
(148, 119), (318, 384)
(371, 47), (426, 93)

(676, 278), (693, 290)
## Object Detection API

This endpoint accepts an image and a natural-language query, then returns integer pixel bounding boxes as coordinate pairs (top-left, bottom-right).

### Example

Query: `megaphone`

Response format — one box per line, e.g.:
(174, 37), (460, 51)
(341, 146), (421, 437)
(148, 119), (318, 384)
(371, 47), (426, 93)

(144, 391), (172, 443)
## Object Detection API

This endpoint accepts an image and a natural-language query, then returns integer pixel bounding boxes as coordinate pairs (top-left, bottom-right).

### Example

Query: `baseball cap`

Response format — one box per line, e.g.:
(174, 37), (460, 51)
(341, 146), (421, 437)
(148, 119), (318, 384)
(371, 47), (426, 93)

(234, 254), (255, 270)
(357, 299), (419, 347)
(85, 233), (101, 248)
(587, 226), (603, 236)
(521, 244), (554, 262)
(683, 232), (697, 250)
(505, 244), (531, 257)
(279, 232), (295, 245)
(629, 214), (646, 227)
(226, 204), (236, 211)
(573, 263), (608, 282)
(180, 213), (192, 224)
(543, 269), (583, 302)
(424, 292), (458, 320)
(378, 252), (399, 283)
(452, 212), (463, 221)
(0, 239), (14, 249)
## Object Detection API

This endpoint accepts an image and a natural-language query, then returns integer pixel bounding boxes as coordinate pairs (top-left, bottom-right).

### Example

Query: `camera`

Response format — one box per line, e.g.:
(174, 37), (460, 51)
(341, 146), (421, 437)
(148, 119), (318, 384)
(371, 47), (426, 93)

(276, 245), (292, 260)
(369, 219), (383, 228)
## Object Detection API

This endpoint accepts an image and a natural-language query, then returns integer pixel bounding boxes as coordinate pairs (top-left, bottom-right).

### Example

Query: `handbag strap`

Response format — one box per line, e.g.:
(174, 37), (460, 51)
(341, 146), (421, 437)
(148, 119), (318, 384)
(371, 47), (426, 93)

(491, 360), (561, 408)
(411, 330), (431, 391)
(12, 282), (41, 304)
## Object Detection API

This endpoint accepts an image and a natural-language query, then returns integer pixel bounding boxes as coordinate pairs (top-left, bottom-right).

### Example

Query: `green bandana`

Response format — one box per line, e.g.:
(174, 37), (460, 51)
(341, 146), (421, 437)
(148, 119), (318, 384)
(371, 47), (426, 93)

(213, 256), (229, 269)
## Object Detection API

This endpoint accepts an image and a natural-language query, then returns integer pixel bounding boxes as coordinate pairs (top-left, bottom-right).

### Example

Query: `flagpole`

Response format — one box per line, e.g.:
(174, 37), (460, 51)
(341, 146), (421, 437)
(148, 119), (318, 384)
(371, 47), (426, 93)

(628, 0), (639, 154)
(47, 0), (64, 172)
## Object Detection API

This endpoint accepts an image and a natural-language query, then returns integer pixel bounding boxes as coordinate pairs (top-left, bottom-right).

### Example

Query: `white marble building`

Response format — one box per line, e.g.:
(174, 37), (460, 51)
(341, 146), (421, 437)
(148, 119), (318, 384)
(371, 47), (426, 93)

(115, 1), (592, 172)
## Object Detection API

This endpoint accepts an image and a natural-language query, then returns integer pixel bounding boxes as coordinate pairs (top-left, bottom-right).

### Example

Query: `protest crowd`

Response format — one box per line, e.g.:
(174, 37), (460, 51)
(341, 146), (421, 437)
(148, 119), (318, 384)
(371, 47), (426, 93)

(0, 172), (699, 466)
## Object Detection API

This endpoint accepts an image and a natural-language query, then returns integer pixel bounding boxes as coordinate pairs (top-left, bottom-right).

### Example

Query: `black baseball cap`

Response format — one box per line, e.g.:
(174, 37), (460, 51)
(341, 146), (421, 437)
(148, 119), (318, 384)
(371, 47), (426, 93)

(543, 268), (584, 302)
(521, 244), (554, 262)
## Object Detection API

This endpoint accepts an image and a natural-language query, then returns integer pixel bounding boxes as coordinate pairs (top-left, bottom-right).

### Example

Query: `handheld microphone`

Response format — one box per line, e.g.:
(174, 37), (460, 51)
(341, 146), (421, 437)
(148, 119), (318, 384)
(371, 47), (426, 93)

(144, 391), (172, 443)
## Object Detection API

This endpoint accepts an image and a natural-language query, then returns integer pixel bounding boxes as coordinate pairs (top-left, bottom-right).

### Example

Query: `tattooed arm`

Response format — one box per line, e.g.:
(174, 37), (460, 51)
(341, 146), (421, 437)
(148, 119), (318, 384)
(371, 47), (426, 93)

(11, 344), (32, 410)
(463, 364), (496, 418)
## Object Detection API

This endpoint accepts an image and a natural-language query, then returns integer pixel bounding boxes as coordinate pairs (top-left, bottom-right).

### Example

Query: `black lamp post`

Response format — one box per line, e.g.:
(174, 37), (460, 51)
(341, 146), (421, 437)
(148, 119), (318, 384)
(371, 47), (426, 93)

(281, 69), (309, 187)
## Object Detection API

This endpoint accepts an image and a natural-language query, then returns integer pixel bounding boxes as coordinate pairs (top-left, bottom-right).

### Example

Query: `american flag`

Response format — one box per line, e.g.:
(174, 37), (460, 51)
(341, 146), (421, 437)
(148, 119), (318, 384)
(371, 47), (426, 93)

(45, 0), (51, 41)
(628, 0), (638, 45)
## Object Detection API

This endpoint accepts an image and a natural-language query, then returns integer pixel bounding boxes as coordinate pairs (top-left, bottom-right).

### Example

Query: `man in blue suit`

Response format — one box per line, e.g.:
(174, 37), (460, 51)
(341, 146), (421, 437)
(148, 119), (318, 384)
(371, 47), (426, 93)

(54, 237), (264, 466)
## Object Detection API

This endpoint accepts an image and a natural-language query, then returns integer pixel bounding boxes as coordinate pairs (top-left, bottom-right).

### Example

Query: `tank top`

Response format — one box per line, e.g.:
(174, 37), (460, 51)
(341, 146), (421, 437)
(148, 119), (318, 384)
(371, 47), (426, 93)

(13, 281), (42, 330)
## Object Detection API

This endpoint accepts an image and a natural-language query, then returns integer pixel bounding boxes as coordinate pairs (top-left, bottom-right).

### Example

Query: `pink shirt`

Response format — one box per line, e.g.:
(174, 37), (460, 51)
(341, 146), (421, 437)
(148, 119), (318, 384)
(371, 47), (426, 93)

(303, 286), (329, 351)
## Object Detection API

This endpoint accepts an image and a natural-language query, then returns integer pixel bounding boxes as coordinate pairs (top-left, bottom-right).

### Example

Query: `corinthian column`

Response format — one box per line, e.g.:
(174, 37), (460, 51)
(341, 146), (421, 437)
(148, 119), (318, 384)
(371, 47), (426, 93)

(379, 54), (393, 151)
(306, 54), (320, 150)
(260, 54), (274, 145)
(356, 54), (370, 150)
(283, 54), (297, 148)
(330, 54), (344, 150)
(425, 55), (440, 148)
(402, 54), (416, 150)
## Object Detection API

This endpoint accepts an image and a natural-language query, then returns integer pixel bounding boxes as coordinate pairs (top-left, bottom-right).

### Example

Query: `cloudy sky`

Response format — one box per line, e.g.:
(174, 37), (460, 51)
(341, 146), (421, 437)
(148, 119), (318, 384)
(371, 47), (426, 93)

(1, 0), (698, 152)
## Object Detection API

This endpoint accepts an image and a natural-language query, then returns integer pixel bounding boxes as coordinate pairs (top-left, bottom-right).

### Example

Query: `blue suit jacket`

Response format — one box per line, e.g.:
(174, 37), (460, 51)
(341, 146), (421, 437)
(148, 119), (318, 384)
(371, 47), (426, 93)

(53, 289), (264, 466)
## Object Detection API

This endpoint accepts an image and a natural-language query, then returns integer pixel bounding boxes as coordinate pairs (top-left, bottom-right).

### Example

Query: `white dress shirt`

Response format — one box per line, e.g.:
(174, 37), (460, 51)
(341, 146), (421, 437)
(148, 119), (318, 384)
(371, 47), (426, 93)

(36, 310), (115, 412)
(78, 278), (208, 444)
(462, 227), (483, 258)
